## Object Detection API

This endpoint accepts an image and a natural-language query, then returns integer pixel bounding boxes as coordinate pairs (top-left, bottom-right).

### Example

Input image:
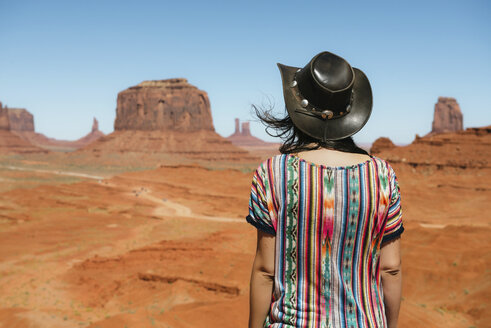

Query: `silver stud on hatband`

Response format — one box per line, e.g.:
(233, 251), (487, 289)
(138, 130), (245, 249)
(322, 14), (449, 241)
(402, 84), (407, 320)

(321, 110), (334, 119)
(300, 99), (309, 107)
(290, 80), (297, 88)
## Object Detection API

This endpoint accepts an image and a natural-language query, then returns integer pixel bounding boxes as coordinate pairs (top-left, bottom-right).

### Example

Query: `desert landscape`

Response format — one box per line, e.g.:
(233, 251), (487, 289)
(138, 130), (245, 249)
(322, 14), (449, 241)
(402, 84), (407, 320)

(0, 80), (489, 328)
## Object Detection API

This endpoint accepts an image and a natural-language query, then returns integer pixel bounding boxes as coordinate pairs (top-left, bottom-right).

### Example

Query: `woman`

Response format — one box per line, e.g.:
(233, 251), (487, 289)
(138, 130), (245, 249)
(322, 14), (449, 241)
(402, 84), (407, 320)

(247, 51), (404, 328)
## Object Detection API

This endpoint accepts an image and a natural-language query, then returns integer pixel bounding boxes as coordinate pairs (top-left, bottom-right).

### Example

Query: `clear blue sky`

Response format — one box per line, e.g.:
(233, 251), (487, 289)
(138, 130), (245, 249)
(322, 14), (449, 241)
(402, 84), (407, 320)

(0, 0), (490, 144)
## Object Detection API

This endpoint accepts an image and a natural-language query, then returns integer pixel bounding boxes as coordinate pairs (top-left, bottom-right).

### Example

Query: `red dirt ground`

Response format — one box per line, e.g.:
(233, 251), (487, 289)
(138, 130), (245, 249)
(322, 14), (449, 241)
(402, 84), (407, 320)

(0, 128), (489, 327)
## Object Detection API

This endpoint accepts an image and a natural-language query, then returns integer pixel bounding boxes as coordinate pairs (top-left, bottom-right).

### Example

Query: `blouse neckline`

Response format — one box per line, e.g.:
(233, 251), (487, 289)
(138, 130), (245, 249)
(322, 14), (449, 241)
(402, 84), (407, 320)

(287, 153), (375, 170)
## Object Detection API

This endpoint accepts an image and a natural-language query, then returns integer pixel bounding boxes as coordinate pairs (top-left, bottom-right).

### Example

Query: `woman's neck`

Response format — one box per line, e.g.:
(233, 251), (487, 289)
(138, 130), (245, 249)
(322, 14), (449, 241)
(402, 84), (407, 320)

(294, 148), (371, 167)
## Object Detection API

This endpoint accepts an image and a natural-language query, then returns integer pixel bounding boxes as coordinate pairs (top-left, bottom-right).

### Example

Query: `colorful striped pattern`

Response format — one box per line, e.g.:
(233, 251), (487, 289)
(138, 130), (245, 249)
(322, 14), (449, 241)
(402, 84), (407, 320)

(247, 154), (404, 328)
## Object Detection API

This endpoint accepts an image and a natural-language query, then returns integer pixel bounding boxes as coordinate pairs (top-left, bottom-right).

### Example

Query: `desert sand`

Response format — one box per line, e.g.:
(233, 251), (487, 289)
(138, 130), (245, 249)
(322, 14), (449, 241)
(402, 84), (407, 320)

(0, 85), (489, 328)
(0, 126), (489, 328)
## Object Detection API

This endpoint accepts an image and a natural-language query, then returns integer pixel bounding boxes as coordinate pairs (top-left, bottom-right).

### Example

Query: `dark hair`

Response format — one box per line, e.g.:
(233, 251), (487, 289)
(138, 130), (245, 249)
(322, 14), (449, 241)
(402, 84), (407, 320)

(253, 104), (369, 155)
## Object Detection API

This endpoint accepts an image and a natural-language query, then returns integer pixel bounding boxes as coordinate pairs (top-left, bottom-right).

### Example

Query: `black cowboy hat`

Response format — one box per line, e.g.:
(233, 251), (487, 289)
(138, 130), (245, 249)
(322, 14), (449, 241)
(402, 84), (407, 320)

(278, 51), (373, 141)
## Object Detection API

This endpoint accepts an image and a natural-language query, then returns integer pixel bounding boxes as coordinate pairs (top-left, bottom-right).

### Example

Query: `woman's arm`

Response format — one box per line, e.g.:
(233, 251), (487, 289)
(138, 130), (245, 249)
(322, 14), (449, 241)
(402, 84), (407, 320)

(380, 237), (402, 328)
(249, 229), (275, 328)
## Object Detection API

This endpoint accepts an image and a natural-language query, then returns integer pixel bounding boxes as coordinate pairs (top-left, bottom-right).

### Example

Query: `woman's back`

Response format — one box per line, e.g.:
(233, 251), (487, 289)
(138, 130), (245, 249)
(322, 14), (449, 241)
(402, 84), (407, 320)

(247, 152), (404, 327)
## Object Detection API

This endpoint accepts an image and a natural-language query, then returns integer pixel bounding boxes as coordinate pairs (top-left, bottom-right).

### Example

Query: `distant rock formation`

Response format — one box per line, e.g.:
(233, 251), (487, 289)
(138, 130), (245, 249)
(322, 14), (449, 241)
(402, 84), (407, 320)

(80, 80), (255, 161)
(240, 121), (251, 136)
(114, 78), (214, 132)
(0, 102), (105, 152)
(230, 119), (253, 137)
(0, 102), (46, 153)
(0, 102), (11, 130)
(234, 118), (240, 135)
(370, 137), (396, 154)
(227, 118), (280, 150)
(18, 116), (106, 152)
(431, 97), (463, 134)
(68, 117), (105, 149)
(92, 117), (99, 132)
(0, 130), (48, 154)
(375, 125), (491, 169)
(7, 108), (34, 131)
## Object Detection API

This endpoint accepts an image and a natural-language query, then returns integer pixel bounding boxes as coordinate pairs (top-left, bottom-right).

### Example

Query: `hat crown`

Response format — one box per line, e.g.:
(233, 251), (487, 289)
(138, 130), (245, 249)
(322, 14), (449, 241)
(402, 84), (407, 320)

(312, 53), (354, 91)
(295, 51), (355, 112)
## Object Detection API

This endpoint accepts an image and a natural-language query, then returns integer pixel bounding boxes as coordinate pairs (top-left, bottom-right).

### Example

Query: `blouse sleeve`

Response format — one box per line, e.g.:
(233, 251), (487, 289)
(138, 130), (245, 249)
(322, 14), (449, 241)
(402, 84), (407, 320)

(246, 163), (276, 236)
(382, 164), (404, 244)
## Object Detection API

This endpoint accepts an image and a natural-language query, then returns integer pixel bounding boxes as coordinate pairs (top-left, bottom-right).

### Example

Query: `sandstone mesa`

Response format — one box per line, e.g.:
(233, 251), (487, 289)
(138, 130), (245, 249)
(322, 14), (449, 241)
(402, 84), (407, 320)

(227, 118), (277, 148)
(114, 78), (214, 132)
(0, 101), (105, 152)
(0, 102), (46, 154)
(431, 97), (463, 134)
(80, 79), (255, 161)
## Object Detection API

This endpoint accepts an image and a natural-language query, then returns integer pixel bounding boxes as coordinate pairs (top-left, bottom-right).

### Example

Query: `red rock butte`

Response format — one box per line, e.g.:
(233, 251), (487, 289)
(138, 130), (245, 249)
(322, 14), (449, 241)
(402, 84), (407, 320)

(80, 79), (255, 161)
(370, 137), (396, 154)
(114, 78), (214, 132)
(372, 126), (491, 169)
(7, 108), (35, 131)
(373, 96), (469, 159)
(0, 102), (11, 131)
(227, 118), (280, 150)
(431, 97), (463, 134)
(3, 102), (104, 152)
(0, 102), (46, 154)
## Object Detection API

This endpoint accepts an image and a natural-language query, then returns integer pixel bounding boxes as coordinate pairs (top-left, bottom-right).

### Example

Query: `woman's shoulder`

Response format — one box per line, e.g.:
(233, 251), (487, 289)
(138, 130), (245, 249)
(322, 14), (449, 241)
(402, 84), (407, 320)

(370, 155), (388, 166)
(254, 154), (290, 172)
(369, 155), (398, 176)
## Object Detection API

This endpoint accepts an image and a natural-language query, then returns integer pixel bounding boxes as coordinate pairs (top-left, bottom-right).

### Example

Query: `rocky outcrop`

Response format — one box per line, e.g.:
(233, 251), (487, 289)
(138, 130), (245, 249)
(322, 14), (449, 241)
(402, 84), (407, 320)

(0, 102), (46, 153)
(241, 121), (251, 136)
(230, 119), (253, 137)
(68, 117), (105, 149)
(0, 102), (11, 130)
(431, 97), (463, 134)
(12, 113), (105, 152)
(0, 103), (36, 131)
(375, 125), (491, 170)
(92, 117), (99, 132)
(7, 108), (34, 131)
(79, 129), (255, 161)
(0, 100), (103, 153)
(0, 130), (47, 154)
(227, 118), (280, 151)
(370, 137), (396, 154)
(231, 118), (252, 137)
(80, 81), (255, 161)
(114, 79), (214, 132)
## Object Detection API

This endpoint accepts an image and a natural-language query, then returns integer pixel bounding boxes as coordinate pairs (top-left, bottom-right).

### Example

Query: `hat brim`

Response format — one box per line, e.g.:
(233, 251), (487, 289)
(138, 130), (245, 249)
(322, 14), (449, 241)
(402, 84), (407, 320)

(278, 63), (373, 141)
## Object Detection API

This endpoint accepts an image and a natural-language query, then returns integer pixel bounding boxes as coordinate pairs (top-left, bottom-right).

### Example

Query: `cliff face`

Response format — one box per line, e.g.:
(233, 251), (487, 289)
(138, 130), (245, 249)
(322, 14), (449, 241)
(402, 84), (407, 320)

(0, 102), (11, 131)
(0, 103), (36, 132)
(7, 108), (34, 131)
(431, 97), (463, 134)
(10, 111), (105, 152)
(80, 80), (254, 161)
(92, 117), (99, 133)
(0, 102), (45, 153)
(370, 137), (396, 154)
(0, 130), (47, 154)
(69, 117), (105, 148)
(375, 126), (491, 169)
(227, 118), (280, 151)
(230, 119), (252, 137)
(114, 78), (214, 132)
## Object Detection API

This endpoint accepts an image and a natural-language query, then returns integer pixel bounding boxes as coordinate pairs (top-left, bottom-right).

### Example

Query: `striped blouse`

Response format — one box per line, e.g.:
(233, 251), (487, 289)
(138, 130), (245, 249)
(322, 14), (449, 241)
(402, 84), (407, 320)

(247, 153), (404, 328)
